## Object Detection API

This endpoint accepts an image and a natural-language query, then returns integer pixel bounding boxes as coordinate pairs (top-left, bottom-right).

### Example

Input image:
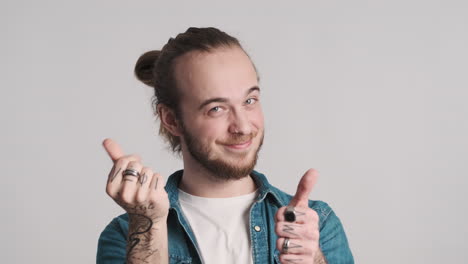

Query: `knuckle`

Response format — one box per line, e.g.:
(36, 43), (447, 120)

(121, 195), (133, 204)
(275, 222), (283, 235)
(127, 160), (141, 168)
(159, 190), (169, 200)
(142, 167), (153, 175)
(106, 186), (115, 197)
(114, 159), (125, 169)
(120, 189), (135, 203)
(135, 189), (147, 203)
(135, 194), (146, 204)
(128, 154), (141, 161)
(276, 207), (285, 220)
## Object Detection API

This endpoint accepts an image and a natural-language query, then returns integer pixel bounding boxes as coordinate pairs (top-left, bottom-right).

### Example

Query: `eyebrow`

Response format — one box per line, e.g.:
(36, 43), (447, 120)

(198, 86), (260, 110)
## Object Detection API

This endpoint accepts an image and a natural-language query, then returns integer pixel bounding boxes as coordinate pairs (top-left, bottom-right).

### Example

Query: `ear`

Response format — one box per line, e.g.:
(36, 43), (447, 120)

(157, 104), (183, 137)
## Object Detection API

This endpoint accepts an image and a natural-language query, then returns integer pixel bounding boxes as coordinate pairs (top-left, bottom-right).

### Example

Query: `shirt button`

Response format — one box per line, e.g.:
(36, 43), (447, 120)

(254, 226), (261, 232)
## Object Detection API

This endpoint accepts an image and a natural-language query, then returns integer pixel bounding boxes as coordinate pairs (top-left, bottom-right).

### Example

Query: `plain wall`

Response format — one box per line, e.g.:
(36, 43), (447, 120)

(2, 0), (467, 263)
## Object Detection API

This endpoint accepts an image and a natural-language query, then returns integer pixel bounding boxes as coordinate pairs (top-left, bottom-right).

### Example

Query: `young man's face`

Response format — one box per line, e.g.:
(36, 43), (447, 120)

(174, 46), (264, 180)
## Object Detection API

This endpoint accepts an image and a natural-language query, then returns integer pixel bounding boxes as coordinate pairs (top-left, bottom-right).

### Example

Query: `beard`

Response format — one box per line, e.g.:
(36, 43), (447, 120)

(181, 124), (264, 181)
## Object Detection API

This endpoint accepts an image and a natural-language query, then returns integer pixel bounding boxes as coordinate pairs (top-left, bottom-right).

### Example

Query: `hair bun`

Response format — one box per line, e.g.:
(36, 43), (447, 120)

(134, 50), (161, 87)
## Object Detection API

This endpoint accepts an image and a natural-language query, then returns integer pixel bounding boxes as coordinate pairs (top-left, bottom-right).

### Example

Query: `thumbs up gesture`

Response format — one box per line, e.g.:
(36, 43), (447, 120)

(275, 169), (322, 263)
(103, 138), (169, 221)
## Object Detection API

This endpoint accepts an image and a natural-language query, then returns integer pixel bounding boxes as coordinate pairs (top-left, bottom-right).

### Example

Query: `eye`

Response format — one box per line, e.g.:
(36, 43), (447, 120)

(209, 106), (221, 113)
(245, 98), (257, 105)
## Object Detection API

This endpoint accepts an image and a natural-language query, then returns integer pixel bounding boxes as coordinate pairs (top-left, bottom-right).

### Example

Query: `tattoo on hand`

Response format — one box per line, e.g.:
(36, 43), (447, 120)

(107, 166), (115, 182)
(111, 167), (121, 182)
(140, 173), (148, 185)
(283, 224), (299, 236)
(288, 241), (302, 249)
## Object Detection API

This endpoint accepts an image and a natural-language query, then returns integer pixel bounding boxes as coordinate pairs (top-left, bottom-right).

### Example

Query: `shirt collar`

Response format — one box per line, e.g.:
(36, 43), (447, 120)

(164, 169), (287, 209)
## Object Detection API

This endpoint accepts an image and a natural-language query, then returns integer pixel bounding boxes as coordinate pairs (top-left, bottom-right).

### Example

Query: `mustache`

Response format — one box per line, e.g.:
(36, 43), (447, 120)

(220, 132), (256, 145)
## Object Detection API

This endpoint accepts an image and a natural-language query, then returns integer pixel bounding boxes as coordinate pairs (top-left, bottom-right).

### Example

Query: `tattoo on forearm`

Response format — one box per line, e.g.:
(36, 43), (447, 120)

(111, 167), (121, 182)
(126, 214), (154, 260)
(283, 224), (299, 236)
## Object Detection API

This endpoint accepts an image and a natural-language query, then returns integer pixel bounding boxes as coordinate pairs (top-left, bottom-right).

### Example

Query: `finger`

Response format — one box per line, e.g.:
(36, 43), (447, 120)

(106, 156), (141, 197)
(276, 238), (307, 255)
(275, 222), (303, 239)
(276, 206), (316, 224)
(121, 161), (142, 183)
(279, 253), (312, 264)
(289, 169), (318, 208)
(102, 138), (125, 162)
(119, 161), (143, 203)
(107, 155), (141, 185)
(135, 167), (154, 203)
(150, 173), (165, 192)
(138, 167), (152, 186)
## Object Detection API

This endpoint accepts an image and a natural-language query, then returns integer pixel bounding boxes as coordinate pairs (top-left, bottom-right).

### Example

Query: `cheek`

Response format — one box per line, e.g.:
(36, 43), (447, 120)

(191, 118), (227, 141)
(251, 108), (264, 129)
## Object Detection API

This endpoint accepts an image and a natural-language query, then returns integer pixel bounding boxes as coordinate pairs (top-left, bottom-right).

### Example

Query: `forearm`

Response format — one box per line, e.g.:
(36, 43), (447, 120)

(314, 249), (327, 264)
(126, 214), (168, 264)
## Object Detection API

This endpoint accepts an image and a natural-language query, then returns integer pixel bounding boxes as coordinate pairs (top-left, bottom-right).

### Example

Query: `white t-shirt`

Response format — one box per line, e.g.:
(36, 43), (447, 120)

(178, 189), (257, 264)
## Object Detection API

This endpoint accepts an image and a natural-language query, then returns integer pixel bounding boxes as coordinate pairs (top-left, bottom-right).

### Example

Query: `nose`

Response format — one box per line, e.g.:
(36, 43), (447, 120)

(228, 109), (252, 135)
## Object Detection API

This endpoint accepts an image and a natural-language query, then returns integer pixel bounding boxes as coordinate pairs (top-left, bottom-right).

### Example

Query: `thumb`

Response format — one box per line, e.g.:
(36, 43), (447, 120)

(289, 169), (319, 208)
(102, 138), (125, 162)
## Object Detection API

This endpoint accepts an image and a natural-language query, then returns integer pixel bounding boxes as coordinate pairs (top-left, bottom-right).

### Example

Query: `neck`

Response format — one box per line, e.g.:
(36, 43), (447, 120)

(179, 152), (257, 198)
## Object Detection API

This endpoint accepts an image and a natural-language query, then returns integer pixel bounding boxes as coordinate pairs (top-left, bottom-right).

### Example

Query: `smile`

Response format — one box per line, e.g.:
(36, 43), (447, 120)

(224, 139), (252, 150)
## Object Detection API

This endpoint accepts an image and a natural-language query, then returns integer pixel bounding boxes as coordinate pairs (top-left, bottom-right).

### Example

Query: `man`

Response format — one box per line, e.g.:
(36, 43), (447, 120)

(97, 27), (353, 264)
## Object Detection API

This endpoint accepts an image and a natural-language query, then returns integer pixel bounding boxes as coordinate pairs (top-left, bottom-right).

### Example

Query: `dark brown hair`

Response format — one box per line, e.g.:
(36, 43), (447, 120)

(134, 27), (243, 153)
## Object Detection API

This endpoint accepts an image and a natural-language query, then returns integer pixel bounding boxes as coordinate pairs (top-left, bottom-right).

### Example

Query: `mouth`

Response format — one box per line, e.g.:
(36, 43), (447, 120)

(224, 139), (252, 150)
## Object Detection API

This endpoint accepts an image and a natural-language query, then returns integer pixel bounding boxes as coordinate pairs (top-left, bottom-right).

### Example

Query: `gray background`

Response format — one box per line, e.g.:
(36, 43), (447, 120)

(2, 0), (467, 263)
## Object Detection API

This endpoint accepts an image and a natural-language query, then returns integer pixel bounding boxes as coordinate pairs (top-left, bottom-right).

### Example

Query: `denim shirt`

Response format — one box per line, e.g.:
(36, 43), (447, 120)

(97, 170), (354, 263)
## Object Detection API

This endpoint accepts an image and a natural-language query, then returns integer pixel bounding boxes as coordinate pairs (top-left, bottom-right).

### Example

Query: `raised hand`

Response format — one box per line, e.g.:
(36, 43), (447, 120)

(275, 169), (325, 263)
(103, 138), (169, 220)
(103, 138), (170, 263)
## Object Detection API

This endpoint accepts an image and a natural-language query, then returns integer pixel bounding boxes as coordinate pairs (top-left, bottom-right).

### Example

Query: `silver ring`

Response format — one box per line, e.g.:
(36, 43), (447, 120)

(122, 168), (140, 178)
(284, 206), (296, 222)
(282, 238), (290, 254)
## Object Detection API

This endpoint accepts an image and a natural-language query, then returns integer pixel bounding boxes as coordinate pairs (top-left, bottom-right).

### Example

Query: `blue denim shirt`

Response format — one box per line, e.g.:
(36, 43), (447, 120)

(97, 170), (354, 263)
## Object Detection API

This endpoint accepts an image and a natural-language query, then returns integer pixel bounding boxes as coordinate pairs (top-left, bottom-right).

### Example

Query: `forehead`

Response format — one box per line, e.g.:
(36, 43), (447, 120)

(173, 46), (259, 106)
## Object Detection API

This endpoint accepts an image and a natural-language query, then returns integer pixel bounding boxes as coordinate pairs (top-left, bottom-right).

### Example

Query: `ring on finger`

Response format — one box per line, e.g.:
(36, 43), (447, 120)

(282, 238), (290, 254)
(122, 168), (140, 178)
(284, 205), (296, 222)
